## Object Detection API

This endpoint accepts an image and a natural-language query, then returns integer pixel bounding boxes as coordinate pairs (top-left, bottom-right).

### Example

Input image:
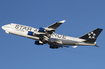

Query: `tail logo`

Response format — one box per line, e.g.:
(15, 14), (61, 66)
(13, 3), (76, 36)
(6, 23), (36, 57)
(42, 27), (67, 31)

(88, 32), (96, 39)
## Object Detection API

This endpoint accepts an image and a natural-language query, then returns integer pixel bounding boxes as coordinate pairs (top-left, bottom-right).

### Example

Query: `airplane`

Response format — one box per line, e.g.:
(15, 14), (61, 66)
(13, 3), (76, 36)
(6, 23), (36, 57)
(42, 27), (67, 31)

(1, 20), (103, 49)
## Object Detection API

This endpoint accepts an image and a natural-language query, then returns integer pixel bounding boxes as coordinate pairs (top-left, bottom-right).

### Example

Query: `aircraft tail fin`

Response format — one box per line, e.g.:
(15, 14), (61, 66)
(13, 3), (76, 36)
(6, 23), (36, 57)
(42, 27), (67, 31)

(79, 28), (103, 43)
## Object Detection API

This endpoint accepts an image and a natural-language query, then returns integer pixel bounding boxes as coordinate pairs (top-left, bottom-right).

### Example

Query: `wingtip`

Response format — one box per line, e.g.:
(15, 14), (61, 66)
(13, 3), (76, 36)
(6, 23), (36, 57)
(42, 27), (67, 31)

(59, 20), (66, 23)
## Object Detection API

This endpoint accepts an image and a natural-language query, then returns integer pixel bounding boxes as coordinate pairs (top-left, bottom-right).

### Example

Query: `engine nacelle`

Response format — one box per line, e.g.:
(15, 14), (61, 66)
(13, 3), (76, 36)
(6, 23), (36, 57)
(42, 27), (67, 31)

(50, 45), (58, 49)
(39, 27), (45, 32)
(35, 41), (43, 45)
(27, 31), (34, 36)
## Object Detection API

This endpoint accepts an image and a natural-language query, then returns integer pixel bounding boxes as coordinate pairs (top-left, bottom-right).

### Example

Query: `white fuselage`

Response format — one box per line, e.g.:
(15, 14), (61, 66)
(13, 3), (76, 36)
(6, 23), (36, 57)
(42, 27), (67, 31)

(1, 23), (96, 46)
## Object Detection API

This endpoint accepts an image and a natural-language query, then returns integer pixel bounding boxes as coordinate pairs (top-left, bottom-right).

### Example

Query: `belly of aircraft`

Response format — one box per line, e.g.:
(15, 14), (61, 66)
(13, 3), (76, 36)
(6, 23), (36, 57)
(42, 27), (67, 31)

(62, 40), (76, 45)
(49, 38), (76, 45)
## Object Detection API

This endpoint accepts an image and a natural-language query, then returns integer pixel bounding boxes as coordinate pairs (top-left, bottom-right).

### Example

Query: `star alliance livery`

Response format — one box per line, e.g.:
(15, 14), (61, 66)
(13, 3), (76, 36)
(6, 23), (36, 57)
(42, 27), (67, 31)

(1, 20), (103, 49)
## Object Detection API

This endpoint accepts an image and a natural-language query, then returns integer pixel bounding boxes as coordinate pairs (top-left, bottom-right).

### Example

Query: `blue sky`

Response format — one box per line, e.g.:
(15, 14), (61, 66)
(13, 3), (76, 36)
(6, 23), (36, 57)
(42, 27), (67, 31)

(0, 0), (105, 69)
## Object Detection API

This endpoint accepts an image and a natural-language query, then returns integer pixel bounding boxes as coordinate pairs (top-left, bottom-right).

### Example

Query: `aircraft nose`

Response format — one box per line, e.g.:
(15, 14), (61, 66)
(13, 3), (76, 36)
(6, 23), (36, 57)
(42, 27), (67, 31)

(1, 25), (7, 30)
(1, 26), (5, 30)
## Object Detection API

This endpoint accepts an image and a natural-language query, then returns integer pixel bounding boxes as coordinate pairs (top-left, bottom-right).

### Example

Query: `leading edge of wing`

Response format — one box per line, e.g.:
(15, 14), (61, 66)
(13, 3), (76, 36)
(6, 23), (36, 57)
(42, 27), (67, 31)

(46, 20), (66, 30)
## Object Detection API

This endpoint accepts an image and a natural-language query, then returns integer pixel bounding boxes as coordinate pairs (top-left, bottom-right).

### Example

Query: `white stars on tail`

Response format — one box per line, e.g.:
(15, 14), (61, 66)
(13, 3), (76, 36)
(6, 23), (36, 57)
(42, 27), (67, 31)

(88, 32), (96, 39)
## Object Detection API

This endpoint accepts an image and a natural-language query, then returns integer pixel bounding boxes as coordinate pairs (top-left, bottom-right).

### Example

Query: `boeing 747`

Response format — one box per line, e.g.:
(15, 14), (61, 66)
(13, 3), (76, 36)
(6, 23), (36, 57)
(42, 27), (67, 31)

(1, 20), (103, 49)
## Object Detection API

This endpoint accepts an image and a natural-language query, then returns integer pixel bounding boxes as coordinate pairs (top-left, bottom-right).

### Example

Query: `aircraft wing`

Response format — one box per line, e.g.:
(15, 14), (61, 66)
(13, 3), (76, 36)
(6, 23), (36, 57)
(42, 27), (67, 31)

(40, 20), (66, 35)
(28, 20), (65, 42)
(28, 20), (65, 36)
(48, 40), (70, 49)
(49, 43), (78, 49)
(33, 20), (65, 36)
(45, 20), (66, 30)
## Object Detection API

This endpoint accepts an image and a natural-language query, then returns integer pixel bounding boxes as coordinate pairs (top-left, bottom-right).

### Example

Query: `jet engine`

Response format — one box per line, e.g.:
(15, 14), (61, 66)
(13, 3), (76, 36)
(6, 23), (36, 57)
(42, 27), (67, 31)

(39, 27), (45, 32)
(28, 31), (34, 36)
(50, 45), (58, 49)
(27, 31), (38, 36)
(35, 41), (43, 45)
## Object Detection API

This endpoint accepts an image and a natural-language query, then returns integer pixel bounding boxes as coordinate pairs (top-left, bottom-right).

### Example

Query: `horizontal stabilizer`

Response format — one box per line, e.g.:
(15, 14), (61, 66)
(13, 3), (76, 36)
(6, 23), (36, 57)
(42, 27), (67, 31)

(84, 39), (96, 43)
